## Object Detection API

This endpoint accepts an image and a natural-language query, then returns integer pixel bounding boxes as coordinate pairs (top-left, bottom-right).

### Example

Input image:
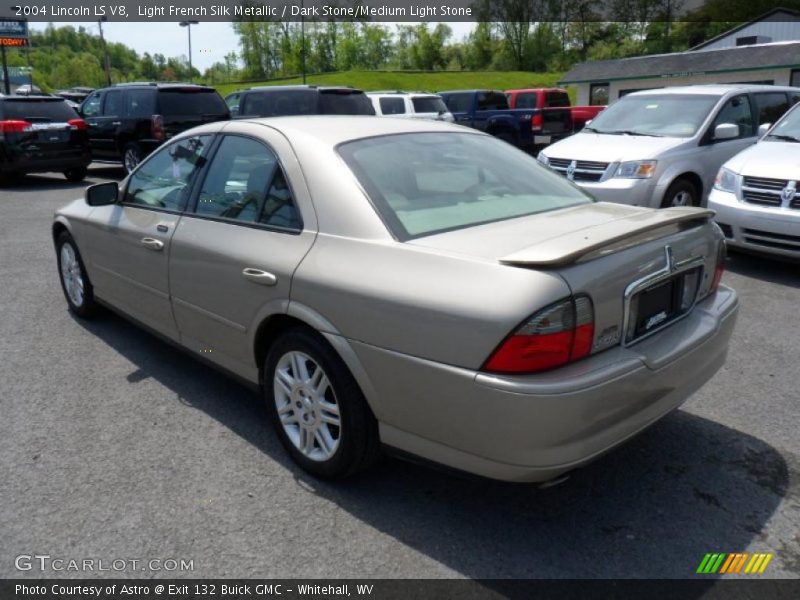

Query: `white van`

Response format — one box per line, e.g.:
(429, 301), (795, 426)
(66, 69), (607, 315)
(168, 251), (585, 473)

(368, 91), (454, 122)
(709, 102), (800, 259)
(538, 85), (800, 208)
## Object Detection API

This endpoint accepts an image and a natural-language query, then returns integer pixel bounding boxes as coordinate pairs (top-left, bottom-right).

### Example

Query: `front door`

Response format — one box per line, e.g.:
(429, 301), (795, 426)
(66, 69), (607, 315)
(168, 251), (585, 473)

(83, 133), (214, 338)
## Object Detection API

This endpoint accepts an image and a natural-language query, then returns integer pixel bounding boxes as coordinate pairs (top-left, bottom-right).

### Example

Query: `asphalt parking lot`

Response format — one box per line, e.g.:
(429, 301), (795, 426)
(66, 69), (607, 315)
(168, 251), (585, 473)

(1, 165), (798, 580)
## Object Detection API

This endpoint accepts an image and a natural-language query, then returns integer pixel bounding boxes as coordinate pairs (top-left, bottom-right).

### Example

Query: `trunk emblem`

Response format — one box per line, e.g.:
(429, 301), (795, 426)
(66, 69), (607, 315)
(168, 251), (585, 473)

(566, 160), (577, 181)
(781, 181), (796, 206)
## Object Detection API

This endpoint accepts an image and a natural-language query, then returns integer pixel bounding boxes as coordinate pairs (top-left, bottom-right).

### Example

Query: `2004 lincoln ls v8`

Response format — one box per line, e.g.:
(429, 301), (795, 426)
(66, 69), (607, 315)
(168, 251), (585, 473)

(53, 117), (738, 483)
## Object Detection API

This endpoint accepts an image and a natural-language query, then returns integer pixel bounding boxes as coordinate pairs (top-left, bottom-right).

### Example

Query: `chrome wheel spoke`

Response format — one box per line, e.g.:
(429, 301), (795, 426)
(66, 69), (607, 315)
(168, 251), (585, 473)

(314, 428), (332, 455)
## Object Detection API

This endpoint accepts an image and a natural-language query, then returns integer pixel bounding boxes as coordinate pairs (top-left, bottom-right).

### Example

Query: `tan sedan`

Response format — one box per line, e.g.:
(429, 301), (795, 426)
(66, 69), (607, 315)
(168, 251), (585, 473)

(53, 117), (738, 482)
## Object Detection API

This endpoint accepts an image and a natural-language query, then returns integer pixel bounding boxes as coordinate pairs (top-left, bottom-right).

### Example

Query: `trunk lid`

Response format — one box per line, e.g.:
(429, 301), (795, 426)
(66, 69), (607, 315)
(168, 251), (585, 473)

(411, 202), (723, 355)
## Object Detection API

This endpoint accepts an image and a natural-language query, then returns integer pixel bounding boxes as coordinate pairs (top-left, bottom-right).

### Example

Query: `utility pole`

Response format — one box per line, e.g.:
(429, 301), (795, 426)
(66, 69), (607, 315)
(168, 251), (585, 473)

(98, 17), (112, 86)
(179, 21), (199, 82)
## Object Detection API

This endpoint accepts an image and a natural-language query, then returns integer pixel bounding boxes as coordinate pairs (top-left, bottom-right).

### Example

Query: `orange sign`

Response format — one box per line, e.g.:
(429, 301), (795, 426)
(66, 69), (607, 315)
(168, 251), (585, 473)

(0, 37), (28, 47)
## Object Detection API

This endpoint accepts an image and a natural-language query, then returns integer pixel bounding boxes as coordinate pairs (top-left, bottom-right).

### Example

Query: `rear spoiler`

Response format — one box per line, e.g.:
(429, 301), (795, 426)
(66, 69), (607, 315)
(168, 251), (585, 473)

(499, 207), (715, 267)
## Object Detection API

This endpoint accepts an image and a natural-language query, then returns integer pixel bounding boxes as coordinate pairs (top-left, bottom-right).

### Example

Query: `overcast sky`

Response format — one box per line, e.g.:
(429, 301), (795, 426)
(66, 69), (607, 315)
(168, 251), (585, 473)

(29, 21), (476, 72)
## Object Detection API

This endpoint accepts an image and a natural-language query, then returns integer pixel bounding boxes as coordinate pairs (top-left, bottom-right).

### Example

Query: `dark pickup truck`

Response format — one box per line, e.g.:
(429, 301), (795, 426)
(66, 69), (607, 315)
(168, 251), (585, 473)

(438, 89), (572, 149)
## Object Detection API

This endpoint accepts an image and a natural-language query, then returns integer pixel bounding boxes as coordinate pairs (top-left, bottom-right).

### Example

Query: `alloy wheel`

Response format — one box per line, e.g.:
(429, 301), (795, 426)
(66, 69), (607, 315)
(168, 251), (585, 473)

(60, 242), (84, 307)
(124, 148), (140, 173)
(273, 351), (341, 461)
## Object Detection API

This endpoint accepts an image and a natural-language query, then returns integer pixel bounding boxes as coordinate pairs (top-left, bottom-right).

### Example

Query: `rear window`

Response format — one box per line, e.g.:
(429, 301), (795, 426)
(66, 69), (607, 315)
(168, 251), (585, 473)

(241, 89), (318, 116)
(319, 90), (375, 115)
(157, 88), (228, 116)
(512, 92), (538, 109)
(338, 132), (591, 240)
(544, 92), (571, 108)
(0, 98), (78, 121)
(412, 96), (447, 114)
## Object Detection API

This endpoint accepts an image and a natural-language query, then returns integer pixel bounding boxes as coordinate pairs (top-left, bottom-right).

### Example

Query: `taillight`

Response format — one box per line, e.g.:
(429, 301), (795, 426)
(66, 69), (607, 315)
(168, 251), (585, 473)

(483, 296), (594, 374)
(151, 114), (165, 141)
(0, 119), (32, 135)
(531, 113), (543, 131)
(68, 118), (87, 131)
(709, 242), (727, 295)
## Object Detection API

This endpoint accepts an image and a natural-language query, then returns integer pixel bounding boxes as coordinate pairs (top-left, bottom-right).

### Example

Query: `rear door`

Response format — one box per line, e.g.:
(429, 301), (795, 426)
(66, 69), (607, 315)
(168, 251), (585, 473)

(82, 134), (213, 338)
(168, 126), (316, 379)
(81, 90), (108, 157)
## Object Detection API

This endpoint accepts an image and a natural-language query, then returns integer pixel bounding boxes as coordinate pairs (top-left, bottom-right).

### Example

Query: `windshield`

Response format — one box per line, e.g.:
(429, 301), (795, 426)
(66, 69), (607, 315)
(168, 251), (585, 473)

(765, 104), (800, 141)
(587, 94), (719, 138)
(338, 132), (592, 240)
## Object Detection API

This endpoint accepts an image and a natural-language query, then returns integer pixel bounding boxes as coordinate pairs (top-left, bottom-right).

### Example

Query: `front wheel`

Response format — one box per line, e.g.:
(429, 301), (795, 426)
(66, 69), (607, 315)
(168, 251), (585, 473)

(661, 179), (700, 208)
(56, 231), (98, 318)
(264, 327), (380, 479)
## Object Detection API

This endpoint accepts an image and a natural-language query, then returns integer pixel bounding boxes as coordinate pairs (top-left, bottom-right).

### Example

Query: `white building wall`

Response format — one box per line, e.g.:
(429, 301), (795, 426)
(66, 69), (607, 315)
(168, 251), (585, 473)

(571, 67), (793, 106)
(697, 20), (800, 51)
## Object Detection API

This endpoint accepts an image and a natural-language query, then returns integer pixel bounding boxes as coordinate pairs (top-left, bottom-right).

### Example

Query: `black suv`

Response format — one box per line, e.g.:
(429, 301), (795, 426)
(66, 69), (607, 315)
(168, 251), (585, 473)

(80, 83), (229, 173)
(225, 85), (375, 118)
(0, 95), (91, 183)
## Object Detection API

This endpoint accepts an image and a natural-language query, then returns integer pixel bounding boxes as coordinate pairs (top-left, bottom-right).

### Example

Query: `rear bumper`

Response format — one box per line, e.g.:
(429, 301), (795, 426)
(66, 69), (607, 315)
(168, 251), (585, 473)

(0, 150), (91, 175)
(709, 188), (800, 259)
(352, 286), (738, 482)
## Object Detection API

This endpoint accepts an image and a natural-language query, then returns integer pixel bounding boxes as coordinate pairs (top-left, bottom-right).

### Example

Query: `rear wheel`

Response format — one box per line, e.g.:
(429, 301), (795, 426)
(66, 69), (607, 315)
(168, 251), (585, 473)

(64, 167), (87, 182)
(263, 327), (380, 479)
(122, 143), (143, 174)
(661, 179), (699, 208)
(56, 231), (98, 318)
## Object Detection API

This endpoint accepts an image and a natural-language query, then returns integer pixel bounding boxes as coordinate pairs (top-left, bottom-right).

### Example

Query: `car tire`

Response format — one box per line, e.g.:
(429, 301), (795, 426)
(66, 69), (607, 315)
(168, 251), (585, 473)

(122, 143), (143, 174)
(264, 327), (381, 479)
(64, 167), (88, 182)
(661, 179), (699, 208)
(56, 231), (99, 318)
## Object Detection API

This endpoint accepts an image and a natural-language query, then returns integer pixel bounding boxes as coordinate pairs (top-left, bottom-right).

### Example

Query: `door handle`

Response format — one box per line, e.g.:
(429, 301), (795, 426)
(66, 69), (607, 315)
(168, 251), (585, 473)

(111, 121), (122, 126)
(140, 237), (164, 251)
(242, 268), (277, 286)
(156, 223), (169, 233)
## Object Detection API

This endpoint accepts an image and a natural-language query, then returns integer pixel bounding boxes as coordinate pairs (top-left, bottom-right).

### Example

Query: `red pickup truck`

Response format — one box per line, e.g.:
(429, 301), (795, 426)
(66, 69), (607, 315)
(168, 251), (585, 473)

(505, 88), (605, 134)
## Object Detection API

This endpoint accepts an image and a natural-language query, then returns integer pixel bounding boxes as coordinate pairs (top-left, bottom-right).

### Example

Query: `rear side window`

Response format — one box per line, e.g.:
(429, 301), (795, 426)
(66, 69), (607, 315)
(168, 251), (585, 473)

(545, 92), (570, 108)
(412, 96), (447, 114)
(194, 135), (301, 230)
(319, 91), (375, 115)
(442, 93), (472, 113)
(157, 89), (228, 116)
(0, 99), (77, 121)
(124, 135), (212, 211)
(379, 97), (405, 115)
(103, 90), (123, 116)
(477, 92), (509, 111)
(513, 92), (538, 109)
(125, 89), (156, 118)
(753, 92), (790, 126)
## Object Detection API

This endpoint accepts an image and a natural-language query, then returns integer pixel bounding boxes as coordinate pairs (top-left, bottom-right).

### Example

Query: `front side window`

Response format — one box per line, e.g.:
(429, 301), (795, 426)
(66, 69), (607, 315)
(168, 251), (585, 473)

(753, 92), (789, 126)
(588, 93), (719, 138)
(339, 132), (591, 240)
(711, 94), (754, 139)
(379, 97), (405, 115)
(124, 135), (212, 211)
(81, 92), (102, 117)
(412, 96), (448, 114)
(193, 135), (301, 230)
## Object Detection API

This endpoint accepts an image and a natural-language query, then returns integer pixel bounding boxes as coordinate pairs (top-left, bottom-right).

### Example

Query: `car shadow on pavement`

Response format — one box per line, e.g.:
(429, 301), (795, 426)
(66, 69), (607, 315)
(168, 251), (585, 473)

(725, 251), (800, 288)
(73, 310), (794, 583)
(0, 165), (124, 193)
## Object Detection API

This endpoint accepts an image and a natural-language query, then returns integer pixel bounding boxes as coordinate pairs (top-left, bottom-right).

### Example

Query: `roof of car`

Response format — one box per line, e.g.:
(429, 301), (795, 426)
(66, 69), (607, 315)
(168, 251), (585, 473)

(0, 95), (65, 102)
(625, 84), (800, 97)
(231, 115), (472, 146)
(245, 85), (362, 93)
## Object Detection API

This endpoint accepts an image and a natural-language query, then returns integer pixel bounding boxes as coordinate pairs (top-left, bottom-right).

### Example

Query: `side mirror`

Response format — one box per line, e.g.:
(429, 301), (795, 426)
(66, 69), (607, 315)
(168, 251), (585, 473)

(758, 122), (771, 137)
(713, 123), (739, 141)
(86, 181), (118, 206)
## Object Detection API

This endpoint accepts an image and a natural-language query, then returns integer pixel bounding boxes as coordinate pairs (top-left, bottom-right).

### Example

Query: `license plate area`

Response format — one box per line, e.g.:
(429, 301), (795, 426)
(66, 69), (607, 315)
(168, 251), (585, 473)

(625, 267), (702, 344)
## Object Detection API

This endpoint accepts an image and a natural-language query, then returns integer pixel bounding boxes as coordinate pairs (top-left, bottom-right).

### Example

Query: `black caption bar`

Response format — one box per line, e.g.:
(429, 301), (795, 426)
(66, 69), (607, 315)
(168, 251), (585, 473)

(0, 0), (797, 23)
(3, 580), (800, 600)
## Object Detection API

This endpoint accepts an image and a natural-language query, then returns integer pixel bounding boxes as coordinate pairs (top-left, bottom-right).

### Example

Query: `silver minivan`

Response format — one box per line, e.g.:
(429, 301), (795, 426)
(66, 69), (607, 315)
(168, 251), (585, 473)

(538, 85), (800, 208)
